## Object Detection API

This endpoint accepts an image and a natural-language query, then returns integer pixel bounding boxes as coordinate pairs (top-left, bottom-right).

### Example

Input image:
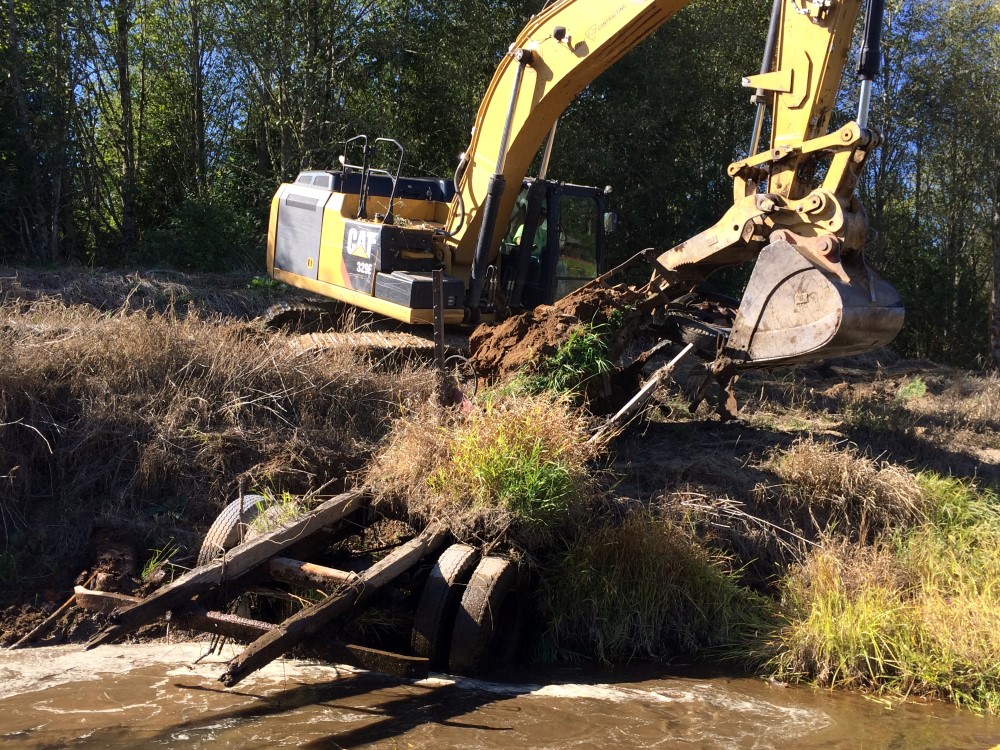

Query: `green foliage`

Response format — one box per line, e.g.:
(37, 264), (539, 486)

(861, 0), (1000, 367)
(370, 390), (598, 551)
(538, 513), (773, 666)
(444, 429), (574, 528)
(770, 475), (1000, 712)
(529, 324), (614, 397)
(897, 377), (928, 401)
(249, 276), (285, 291)
(141, 540), (181, 581)
(248, 492), (305, 535)
(426, 394), (591, 535)
(140, 193), (259, 271)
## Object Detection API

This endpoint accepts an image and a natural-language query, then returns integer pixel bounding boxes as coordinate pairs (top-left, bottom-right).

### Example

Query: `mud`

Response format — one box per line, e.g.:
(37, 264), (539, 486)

(469, 284), (638, 379)
(2, 643), (999, 749)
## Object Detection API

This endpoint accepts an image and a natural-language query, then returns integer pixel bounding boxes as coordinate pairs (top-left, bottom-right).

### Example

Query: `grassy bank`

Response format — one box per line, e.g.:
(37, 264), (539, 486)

(368, 350), (1000, 711)
(4, 269), (1000, 713)
(0, 283), (431, 598)
(772, 474), (1000, 712)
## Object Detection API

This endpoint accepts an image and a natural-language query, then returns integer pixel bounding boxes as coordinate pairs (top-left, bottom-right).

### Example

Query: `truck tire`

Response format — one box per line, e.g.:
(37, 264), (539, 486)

(411, 544), (480, 669)
(448, 556), (523, 677)
(197, 494), (270, 567)
(665, 314), (727, 358)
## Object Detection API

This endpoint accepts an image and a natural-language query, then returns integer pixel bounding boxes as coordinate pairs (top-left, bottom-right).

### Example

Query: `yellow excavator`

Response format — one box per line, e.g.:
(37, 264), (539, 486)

(267, 0), (903, 371)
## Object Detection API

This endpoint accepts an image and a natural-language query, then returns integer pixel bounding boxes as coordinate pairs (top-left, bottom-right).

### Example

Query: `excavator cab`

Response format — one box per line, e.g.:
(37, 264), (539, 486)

(499, 179), (607, 311)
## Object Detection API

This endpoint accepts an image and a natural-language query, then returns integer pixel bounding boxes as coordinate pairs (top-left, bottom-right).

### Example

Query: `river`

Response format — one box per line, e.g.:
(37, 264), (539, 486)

(1, 643), (998, 748)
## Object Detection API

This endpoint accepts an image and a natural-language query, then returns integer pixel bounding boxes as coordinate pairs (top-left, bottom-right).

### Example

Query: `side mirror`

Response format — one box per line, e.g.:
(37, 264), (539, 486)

(603, 211), (618, 234)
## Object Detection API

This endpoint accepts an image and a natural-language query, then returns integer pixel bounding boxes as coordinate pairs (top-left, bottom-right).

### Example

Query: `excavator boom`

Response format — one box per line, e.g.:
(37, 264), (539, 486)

(444, 0), (690, 308)
(445, 0), (902, 366)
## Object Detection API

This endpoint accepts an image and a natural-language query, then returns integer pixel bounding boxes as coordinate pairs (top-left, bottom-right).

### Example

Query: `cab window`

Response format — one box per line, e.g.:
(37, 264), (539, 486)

(555, 194), (599, 299)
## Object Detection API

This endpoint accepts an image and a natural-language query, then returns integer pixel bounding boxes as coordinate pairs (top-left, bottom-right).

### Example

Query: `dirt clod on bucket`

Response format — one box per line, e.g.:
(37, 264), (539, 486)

(469, 284), (639, 380)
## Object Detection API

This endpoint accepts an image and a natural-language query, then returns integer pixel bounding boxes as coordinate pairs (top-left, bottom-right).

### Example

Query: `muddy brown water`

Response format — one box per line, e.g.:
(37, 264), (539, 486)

(1, 643), (999, 749)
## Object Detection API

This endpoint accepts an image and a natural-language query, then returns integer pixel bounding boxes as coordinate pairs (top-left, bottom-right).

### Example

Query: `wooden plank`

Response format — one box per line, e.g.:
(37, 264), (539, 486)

(310, 642), (429, 680)
(75, 586), (427, 678)
(84, 490), (366, 650)
(176, 610), (273, 642)
(269, 557), (360, 589)
(589, 343), (694, 444)
(219, 523), (448, 687)
(75, 587), (139, 613)
(76, 587), (270, 640)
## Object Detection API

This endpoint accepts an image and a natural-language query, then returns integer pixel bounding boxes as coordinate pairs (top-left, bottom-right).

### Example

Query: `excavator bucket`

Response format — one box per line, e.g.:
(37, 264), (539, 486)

(724, 240), (904, 368)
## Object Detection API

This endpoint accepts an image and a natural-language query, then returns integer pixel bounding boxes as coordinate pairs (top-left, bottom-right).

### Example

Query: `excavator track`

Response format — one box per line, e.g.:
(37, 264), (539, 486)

(288, 330), (454, 358)
(263, 300), (468, 360)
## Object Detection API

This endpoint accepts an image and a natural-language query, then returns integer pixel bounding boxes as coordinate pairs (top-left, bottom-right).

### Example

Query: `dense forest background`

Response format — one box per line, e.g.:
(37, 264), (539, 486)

(0, 0), (997, 367)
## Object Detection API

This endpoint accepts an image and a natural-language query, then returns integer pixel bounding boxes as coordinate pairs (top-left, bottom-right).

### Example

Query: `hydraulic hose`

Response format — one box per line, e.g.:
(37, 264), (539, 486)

(749, 0), (783, 155)
(439, 154), (469, 239)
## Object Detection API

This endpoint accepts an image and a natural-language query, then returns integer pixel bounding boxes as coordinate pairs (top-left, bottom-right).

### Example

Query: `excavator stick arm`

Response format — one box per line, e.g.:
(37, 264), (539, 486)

(651, 0), (903, 368)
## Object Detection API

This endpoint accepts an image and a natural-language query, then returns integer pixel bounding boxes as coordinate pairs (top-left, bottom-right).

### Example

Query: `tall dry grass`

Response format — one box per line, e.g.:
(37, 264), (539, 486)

(0, 298), (430, 597)
(916, 372), (1000, 436)
(367, 391), (600, 551)
(771, 475), (1000, 712)
(756, 437), (927, 542)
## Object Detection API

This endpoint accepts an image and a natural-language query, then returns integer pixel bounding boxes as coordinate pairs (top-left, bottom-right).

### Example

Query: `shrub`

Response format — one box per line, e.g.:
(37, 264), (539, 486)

(141, 193), (259, 272)
(537, 513), (772, 665)
(770, 475), (1000, 712)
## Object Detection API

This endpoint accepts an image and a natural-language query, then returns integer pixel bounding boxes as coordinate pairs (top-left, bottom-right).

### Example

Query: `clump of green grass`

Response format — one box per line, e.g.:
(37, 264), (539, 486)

(770, 474), (1000, 712)
(537, 512), (773, 665)
(141, 539), (181, 581)
(487, 322), (616, 405)
(530, 324), (613, 396)
(896, 376), (927, 401)
(368, 391), (599, 550)
(433, 424), (575, 528)
(247, 491), (305, 535)
(843, 396), (917, 434)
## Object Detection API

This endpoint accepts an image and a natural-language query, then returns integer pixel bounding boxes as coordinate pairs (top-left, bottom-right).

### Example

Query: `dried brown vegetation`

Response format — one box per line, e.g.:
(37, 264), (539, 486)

(0, 267), (278, 319)
(367, 392), (601, 552)
(756, 437), (928, 541)
(0, 295), (431, 600)
(5, 268), (1000, 711)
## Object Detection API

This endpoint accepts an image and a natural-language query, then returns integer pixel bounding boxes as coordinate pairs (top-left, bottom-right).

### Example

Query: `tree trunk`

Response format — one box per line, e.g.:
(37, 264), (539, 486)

(114, 0), (138, 258)
(991, 159), (1000, 369)
(189, 0), (207, 188)
(6, 0), (49, 260)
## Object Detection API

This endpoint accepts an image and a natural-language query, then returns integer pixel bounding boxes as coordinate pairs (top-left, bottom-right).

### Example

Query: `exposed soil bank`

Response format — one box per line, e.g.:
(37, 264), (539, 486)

(468, 284), (636, 379)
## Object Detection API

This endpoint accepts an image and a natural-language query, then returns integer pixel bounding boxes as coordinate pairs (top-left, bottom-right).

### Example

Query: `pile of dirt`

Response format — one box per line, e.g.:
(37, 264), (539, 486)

(469, 284), (639, 379)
